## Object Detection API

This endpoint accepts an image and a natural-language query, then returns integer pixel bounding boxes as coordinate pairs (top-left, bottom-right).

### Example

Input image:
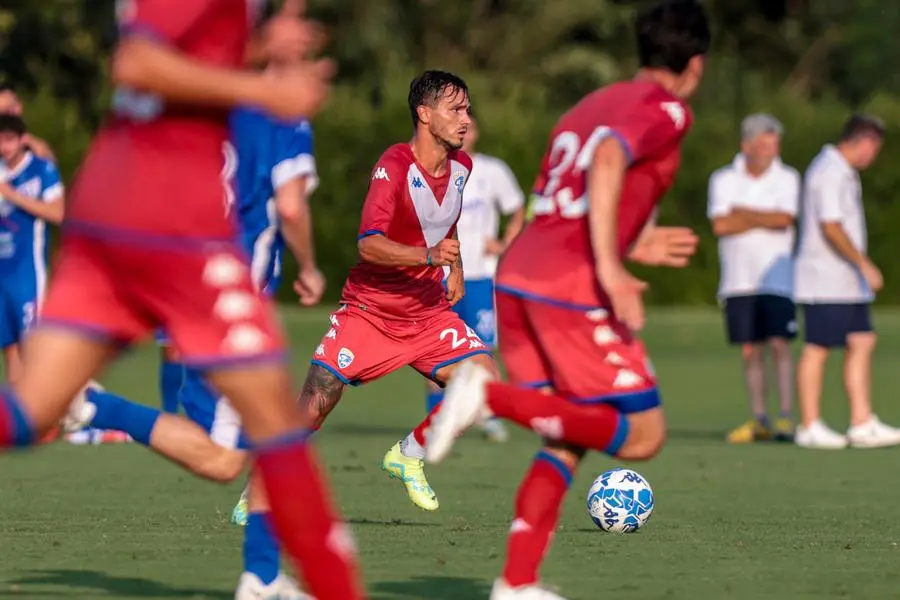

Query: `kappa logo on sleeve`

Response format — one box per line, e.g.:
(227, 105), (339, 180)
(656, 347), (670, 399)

(372, 167), (390, 182)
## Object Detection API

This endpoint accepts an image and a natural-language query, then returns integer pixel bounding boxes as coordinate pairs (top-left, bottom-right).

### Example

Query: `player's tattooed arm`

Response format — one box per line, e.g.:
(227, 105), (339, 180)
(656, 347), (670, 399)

(298, 364), (345, 428)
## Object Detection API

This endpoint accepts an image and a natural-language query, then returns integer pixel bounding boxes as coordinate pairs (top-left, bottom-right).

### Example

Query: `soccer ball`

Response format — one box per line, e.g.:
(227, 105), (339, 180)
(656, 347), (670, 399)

(586, 467), (654, 533)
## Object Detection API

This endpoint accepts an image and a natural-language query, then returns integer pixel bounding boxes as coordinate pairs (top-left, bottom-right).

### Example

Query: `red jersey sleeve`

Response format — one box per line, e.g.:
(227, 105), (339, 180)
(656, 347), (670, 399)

(118, 0), (214, 43)
(358, 154), (406, 239)
(613, 99), (692, 164)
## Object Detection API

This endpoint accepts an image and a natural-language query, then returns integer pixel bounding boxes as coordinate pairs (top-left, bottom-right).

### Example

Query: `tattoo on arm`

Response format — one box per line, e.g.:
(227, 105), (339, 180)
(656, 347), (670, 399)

(299, 365), (345, 426)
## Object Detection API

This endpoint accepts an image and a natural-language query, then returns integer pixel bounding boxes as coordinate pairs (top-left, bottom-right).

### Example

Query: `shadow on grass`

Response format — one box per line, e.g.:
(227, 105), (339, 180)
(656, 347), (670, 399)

(5, 568), (231, 598)
(370, 575), (491, 599)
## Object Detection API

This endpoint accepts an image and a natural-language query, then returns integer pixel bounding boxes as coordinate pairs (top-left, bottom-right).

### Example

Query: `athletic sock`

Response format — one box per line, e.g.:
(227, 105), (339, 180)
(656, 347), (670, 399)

(0, 387), (35, 447)
(243, 513), (280, 585)
(410, 403), (440, 448)
(426, 389), (444, 413)
(159, 360), (183, 414)
(502, 451), (572, 587)
(486, 382), (629, 455)
(87, 389), (160, 446)
(255, 432), (364, 600)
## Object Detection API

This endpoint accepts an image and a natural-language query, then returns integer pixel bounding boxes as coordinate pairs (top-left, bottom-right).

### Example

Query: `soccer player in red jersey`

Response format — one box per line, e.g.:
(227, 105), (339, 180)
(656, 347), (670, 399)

(0, 2), (363, 599)
(426, 2), (710, 598)
(300, 70), (496, 512)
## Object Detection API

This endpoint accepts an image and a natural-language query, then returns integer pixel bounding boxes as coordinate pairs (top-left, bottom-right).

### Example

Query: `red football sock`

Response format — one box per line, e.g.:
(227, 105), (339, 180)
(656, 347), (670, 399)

(503, 452), (572, 587)
(412, 402), (441, 446)
(486, 383), (628, 454)
(256, 437), (365, 600)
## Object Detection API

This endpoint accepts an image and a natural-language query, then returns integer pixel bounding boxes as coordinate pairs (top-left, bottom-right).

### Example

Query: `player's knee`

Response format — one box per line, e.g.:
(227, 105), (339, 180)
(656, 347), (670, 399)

(616, 409), (666, 461)
(740, 343), (763, 362)
(541, 441), (587, 471)
(848, 331), (877, 353)
(469, 353), (499, 379)
(768, 337), (790, 357)
(297, 365), (345, 428)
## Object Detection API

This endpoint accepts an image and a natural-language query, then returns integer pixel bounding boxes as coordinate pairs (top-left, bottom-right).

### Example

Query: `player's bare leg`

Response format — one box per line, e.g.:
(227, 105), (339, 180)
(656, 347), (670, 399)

(3, 344), (23, 383)
(795, 344), (846, 448)
(842, 332), (900, 448)
(0, 327), (115, 448)
(206, 363), (364, 600)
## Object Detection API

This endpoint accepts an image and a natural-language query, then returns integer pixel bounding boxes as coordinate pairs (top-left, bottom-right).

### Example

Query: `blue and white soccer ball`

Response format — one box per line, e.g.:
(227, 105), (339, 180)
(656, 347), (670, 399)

(587, 467), (654, 533)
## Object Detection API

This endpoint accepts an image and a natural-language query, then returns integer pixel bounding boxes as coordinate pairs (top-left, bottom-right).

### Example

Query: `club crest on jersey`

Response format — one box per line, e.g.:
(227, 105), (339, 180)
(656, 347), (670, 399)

(453, 173), (466, 194)
(337, 348), (355, 369)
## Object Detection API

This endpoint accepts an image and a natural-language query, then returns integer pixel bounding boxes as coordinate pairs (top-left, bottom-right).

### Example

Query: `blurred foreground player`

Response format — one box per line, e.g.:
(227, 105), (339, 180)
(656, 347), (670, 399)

(0, 2), (363, 599)
(427, 2), (709, 598)
(68, 108), (323, 599)
(300, 70), (496, 512)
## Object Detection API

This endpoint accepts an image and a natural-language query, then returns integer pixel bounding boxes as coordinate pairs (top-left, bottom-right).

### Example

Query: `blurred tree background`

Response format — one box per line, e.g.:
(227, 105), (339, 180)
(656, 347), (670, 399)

(1, 0), (900, 303)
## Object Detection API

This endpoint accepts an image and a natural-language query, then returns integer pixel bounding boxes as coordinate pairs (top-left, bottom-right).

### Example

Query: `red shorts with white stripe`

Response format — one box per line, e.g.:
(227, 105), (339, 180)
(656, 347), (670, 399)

(495, 287), (661, 413)
(39, 231), (286, 367)
(311, 304), (492, 385)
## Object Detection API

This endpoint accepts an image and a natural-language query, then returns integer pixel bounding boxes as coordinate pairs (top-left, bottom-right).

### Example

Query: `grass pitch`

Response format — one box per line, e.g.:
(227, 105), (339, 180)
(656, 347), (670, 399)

(3, 307), (900, 599)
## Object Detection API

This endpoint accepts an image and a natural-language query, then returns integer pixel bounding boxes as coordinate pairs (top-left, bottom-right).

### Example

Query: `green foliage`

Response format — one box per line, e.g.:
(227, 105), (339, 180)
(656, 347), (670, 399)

(4, 1), (900, 305)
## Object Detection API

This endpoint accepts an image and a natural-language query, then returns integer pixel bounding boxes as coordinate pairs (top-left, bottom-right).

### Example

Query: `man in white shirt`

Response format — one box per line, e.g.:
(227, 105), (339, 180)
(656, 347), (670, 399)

(794, 114), (900, 449)
(425, 113), (526, 442)
(708, 114), (800, 444)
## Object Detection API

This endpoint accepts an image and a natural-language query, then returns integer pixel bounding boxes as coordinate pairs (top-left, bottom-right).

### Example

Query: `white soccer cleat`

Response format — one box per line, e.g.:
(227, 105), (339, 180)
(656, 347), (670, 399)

(425, 360), (493, 464)
(490, 579), (568, 600)
(425, 361), (493, 463)
(846, 415), (900, 448)
(794, 420), (847, 450)
(61, 379), (104, 434)
(234, 572), (315, 600)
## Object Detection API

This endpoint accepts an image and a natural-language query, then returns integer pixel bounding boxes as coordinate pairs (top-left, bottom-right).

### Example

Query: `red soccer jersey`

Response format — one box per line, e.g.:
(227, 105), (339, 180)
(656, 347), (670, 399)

(66, 0), (262, 240)
(497, 79), (693, 308)
(341, 143), (473, 320)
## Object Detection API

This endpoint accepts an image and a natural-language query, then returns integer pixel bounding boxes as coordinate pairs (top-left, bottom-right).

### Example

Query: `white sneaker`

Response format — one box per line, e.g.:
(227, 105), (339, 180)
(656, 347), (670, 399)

(795, 420), (848, 449)
(490, 578), (567, 600)
(847, 415), (900, 448)
(61, 379), (103, 433)
(425, 360), (493, 464)
(479, 417), (509, 443)
(234, 572), (314, 600)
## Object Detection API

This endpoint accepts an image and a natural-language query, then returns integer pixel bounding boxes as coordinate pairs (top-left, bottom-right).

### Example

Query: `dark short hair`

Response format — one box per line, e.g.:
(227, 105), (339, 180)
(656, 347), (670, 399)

(840, 114), (886, 142)
(636, 0), (711, 74)
(0, 83), (13, 94)
(408, 70), (469, 128)
(0, 113), (25, 136)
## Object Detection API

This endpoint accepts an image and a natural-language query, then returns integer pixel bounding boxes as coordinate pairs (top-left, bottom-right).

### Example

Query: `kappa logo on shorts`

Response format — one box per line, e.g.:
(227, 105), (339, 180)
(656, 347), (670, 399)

(223, 324), (266, 354)
(613, 369), (645, 389)
(315, 344), (326, 356)
(337, 347), (355, 369)
(213, 290), (256, 321)
(203, 254), (246, 288)
(593, 325), (620, 346)
(586, 309), (609, 322)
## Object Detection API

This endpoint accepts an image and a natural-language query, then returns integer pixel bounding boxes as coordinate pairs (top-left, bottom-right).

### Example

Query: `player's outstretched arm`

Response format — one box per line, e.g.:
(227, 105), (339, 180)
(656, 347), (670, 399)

(112, 38), (275, 111)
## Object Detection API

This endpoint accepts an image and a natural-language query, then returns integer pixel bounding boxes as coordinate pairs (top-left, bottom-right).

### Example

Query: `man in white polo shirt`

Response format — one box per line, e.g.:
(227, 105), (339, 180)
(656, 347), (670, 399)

(794, 114), (900, 449)
(708, 114), (800, 444)
(424, 113), (526, 442)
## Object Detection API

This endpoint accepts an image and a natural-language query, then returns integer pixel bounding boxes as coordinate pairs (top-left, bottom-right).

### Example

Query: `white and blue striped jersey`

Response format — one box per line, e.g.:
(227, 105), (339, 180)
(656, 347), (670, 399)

(0, 152), (63, 281)
(229, 107), (317, 295)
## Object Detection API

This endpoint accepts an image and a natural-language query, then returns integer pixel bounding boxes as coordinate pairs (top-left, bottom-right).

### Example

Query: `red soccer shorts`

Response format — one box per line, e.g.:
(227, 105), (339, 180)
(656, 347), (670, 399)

(39, 232), (286, 367)
(496, 289), (661, 414)
(311, 304), (492, 385)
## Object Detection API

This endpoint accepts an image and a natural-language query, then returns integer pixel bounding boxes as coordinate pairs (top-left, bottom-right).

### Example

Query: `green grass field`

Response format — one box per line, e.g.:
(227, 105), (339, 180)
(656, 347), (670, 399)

(3, 307), (900, 599)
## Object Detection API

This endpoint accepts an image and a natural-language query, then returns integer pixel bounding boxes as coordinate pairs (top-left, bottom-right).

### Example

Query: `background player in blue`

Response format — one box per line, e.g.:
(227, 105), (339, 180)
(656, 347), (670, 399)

(63, 108), (322, 600)
(0, 114), (64, 383)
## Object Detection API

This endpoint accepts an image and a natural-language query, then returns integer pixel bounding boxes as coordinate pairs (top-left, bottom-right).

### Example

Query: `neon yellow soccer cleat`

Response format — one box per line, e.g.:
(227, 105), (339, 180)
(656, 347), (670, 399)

(230, 488), (249, 526)
(382, 442), (439, 511)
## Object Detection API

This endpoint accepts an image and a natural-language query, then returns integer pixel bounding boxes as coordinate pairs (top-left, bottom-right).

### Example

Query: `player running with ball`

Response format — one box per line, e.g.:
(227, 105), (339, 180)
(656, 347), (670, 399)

(426, 2), (710, 599)
(300, 70), (496, 512)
